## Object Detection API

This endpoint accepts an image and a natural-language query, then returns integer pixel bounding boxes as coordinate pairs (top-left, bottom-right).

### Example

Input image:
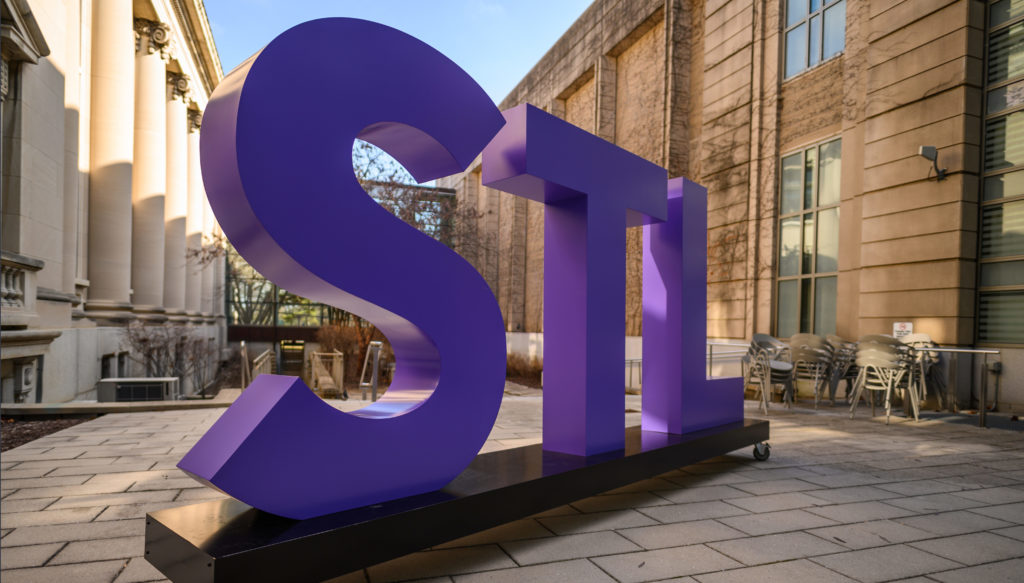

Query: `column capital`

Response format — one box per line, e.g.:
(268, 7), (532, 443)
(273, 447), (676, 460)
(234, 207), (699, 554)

(188, 109), (202, 132)
(168, 71), (190, 101)
(134, 18), (171, 58)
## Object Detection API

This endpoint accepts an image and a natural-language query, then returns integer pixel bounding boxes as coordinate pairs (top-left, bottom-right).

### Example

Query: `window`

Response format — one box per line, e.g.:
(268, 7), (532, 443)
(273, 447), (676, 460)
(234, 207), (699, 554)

(784, 0), (846, 79)
(979, 0), (1024, 344)
(776, 138), (841, 337)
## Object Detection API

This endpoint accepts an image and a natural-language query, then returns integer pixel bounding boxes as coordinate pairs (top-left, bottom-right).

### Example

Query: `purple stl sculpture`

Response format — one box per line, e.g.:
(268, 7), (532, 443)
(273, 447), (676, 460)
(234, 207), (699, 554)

(642, 178), (743, 434)
(178, 18), (507, 519)
(483, 104), (667, 456)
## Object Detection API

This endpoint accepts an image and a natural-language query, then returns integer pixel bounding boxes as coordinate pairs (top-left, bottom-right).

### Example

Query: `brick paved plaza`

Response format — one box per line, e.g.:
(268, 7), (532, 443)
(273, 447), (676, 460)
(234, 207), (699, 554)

(2, 393), (1023, 582)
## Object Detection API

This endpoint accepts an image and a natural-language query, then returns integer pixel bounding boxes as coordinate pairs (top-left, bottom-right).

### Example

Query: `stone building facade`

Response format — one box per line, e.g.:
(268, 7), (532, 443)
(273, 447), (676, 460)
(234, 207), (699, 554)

(441, 0), (1024, 408)
(1, 0), (225, 402)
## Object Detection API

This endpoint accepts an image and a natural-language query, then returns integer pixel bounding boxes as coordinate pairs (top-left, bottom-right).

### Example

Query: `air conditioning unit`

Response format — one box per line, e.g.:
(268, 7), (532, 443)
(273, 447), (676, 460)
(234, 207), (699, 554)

(97, 377), (181, 402)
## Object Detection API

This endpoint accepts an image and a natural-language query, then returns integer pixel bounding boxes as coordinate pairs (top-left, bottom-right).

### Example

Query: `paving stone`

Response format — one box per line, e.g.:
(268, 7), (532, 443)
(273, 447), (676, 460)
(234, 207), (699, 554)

(618, 519), (747, 550)
(1, 518), (143, 546)
(435, 519), (552, 549)
(993, 525), (1024, 542)
(731, 479), (820, 496)
(938, 473), (1022, 488)
(654, 485), (755, 504)
(807, 519), (935, 550)
(0, 498), (57, 513)
(692, 558), (858, 583)
(0, 559), (125, 583)
(952, 487), (1024, 505)
(909, 531), (1024, 565)
(806, 501), (916, 523)
(928, 557), (1024, 583)
(501, 531), (639, 565)
(113, 556), (168, 583)
(708, 531), (847, 565)
(637, 501), (748, 524)
(9, 457), (120, 471)
(0, 542), (64, 569)
(48, 535), (140, 565)
(896, 510), (1015, 536)
(571, 492), (671, 513)
(452, 558), (616, 582)
(4, 481), (135, 500)
(94, 500), (187, 522)
(0, 475), (91, 490)
(366, 545), (516, 580)
(810, 544), (963, 583)
(800, 472), (888, 488)
(876, 480), (968, 496)
(965, 502), (1024, 524)
(0, 468), (57, 480)
(45, 461), (158, 477)
(804, 485), (902, 504)
(725, 492), (825, 513)
(885, 493), (989, 513)
(591, 544), (742, 582)
(539, 509), (658, 535)
(0, 449), (88, 462)
(0, 506), (104, 528)
(719, 509), (839, 536)
(45, 489), (179, 510)
(732, 468), (822, 482)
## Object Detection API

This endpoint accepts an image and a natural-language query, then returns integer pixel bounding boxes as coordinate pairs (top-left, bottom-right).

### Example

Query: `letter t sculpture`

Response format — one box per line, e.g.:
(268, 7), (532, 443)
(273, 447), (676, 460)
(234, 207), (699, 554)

(483, 104), (667, 456)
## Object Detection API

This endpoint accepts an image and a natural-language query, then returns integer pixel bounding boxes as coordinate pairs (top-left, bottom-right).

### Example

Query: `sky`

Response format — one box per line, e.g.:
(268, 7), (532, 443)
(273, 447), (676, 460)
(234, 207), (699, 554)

(204, 0), (594, 104)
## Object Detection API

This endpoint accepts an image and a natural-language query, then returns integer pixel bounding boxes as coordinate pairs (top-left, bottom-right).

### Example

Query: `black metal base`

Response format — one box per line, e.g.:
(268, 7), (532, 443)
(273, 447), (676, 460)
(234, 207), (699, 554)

(146, 419), (768, 583)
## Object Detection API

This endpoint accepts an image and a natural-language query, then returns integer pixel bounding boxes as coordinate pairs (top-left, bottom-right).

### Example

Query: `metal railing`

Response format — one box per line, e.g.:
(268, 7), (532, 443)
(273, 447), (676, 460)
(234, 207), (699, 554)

(707, 342), (749, 377)
(310, 350), (345, 398)
(251, 349), (274, 380)
(624, 342), (749, 392)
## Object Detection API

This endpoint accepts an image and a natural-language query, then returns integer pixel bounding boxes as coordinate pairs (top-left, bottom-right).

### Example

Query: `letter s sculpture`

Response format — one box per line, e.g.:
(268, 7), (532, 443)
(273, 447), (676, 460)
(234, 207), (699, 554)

(178, 18), (507, 519)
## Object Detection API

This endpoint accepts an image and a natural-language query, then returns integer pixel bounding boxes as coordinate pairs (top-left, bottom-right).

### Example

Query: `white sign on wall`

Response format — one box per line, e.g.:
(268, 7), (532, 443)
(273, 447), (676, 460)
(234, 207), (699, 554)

(893, 321), (913, 338)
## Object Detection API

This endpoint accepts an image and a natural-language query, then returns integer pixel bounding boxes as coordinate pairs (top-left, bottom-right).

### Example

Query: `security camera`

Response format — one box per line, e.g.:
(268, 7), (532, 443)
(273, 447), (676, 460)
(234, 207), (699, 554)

(918, 146), (946, 180)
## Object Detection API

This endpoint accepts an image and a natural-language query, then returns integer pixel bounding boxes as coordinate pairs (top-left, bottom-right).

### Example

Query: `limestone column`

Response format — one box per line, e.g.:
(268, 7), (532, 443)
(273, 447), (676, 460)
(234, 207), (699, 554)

(163, 72), (189, 321)
(200, 194), (215, 320)
(185, 110), (204, 319)
(85, 0), (135, 321)
(130, 19), (170, 320)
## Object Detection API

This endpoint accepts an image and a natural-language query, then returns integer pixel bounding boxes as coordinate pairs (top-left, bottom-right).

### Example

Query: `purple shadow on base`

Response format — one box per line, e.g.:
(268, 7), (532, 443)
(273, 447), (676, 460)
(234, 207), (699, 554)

(482, 104), (667, 457)
(641, 178), (744, 435)
(178, 18), (507, 519)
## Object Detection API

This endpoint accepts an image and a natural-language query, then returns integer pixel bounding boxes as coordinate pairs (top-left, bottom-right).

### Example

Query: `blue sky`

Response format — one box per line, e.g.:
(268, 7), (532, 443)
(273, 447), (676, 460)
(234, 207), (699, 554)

(204, 0), (593, 103)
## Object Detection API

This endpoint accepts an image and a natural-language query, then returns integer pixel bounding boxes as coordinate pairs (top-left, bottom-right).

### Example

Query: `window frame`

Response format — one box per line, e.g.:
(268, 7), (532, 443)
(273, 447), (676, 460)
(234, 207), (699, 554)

(774, 137), (842, 339)
(783, 0), (846, 80)
(977, 0), (1024, 346)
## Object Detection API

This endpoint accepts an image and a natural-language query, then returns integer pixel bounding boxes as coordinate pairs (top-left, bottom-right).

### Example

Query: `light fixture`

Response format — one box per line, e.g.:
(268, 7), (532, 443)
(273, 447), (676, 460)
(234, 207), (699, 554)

(918, 146), (947, 181)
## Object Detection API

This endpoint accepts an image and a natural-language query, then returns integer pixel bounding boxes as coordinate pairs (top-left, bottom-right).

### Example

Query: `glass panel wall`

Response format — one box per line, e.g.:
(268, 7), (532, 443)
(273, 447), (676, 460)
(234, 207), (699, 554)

(980, 0), (1024, 344)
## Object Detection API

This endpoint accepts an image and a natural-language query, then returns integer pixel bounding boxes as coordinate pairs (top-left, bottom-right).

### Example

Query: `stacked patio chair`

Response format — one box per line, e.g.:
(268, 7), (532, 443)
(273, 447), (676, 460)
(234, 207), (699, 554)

(789, 333), (834, 409)
(900, 332), (943, 410)
(826, 334), (858, 405)
(742, 333), (794, 414)
(849, 334), (919, 424)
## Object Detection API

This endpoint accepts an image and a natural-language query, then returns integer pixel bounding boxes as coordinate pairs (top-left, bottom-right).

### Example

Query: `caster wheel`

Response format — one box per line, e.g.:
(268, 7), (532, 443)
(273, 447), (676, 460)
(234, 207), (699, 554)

(753, 442), (771, 461)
